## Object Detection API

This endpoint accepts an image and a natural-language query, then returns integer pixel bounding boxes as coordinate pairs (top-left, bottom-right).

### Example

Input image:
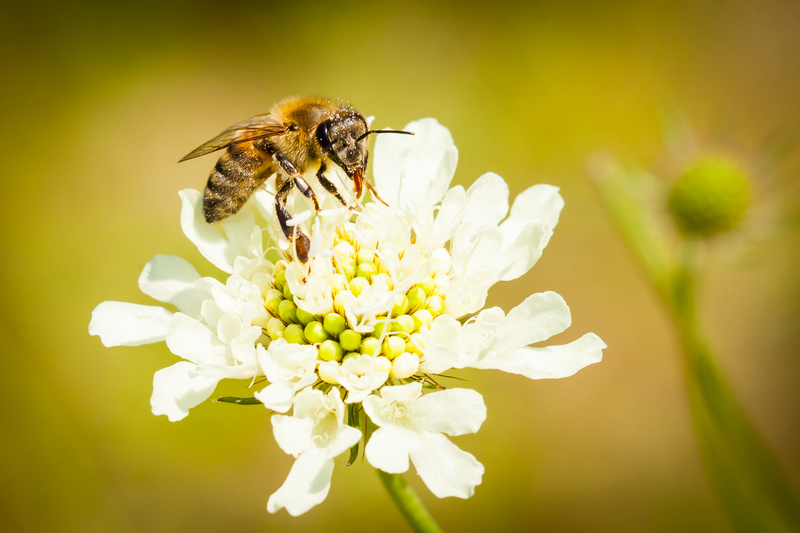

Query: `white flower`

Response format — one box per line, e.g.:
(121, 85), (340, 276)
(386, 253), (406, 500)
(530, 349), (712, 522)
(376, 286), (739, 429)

(335, 354), (391, 404)
(363, 382), (486, 498)
(268, 388), (361, 516)
(90, 115), (606, 515)
(89, 194), (272, 421)
(254, 341), (318, 413)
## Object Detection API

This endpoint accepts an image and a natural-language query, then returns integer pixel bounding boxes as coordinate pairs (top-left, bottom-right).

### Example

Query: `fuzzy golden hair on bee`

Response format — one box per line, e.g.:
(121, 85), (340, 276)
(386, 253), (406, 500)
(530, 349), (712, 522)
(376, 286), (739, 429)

(179, 96), (413, 262)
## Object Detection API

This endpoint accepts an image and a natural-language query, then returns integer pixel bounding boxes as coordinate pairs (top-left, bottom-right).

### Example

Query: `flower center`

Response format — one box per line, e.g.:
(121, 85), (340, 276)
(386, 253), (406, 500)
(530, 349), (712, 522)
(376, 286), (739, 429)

(262, 226), (453, 388)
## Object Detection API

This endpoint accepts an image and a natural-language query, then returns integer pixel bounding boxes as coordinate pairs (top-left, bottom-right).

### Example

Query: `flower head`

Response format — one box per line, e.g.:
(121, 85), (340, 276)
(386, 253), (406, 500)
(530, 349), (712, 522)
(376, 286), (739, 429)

(89, 117), (605, 515)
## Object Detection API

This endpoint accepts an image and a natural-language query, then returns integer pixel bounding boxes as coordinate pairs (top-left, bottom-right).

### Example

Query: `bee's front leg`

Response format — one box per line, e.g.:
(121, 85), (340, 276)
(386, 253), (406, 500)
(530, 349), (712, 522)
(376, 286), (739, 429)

(275, 176), (310, 263)
(316, 160), (348, 207)
(276, 153), (320, 212)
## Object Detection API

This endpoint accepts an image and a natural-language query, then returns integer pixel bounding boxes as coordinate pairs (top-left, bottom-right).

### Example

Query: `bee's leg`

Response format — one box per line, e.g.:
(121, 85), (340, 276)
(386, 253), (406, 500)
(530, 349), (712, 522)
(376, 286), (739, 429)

(274, 178), (295, 239)
(274, 176), (310, 263)
(276, 154), (320, 212)
(316, 161), (348, 207)
(364, 180), (389, 206)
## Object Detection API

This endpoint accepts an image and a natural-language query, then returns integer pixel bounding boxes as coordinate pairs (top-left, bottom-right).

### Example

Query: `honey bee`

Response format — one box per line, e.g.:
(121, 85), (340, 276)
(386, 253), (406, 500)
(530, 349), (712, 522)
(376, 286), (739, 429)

(179, 96), (412, 262)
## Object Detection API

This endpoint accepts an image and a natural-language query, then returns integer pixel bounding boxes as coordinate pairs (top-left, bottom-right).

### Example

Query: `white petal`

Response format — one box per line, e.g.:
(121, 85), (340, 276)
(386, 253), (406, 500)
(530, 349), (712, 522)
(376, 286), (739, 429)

(271, 414), (314, 456)
(415, 389), (486, 437)
(89, 301), (173, 347)
(432, 185), (466, 240)
(165, 312), (229, 365)
(150, 362), (219, 422)
(216, 312), (242, 344)
(365, 426), (412, 474)
(254, 383), (295, 413)
(230, 326), (261, 365)
(457, 172), (509, 241)
(137, 255), (206, 316)
(475, 332), (606, 379)
(408, 431), (484, 499)
(373, 382), (422, 404)
(220, 204), (257, 256)
(497, 223), (550, 282)
(267, 452), (334, 516)
(501, 184), (563, 251)
(325, 425), (362, 460)
(179, 189), (236, 274)
(373, 118), (458, 212)
(493, 292), (571, 348)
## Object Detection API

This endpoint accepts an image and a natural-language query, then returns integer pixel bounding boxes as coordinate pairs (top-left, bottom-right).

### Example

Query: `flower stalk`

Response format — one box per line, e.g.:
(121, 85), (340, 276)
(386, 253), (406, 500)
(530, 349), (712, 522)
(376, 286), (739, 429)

(590, 156), (800, 532)
(377, 470), (444, 533)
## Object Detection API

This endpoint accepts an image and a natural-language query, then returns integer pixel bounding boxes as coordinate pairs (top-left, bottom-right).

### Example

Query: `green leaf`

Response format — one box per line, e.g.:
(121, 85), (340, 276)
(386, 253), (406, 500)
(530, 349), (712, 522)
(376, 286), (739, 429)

(215, 396), (263, 405)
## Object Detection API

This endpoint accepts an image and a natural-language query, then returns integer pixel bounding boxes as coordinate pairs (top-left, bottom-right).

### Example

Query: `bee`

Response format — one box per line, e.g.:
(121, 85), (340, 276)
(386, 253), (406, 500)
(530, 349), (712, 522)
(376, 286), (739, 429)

(179, 96), (412, 262)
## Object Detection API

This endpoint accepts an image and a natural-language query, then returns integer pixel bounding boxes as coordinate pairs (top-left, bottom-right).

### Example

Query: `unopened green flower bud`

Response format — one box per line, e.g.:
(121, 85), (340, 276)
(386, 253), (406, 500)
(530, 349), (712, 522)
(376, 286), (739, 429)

(357, 248), (375, 264)
(668, 157), (749, 238)
(357, 261), (377, 281)
(371, 321), (389, 339)
(382, 336), (406, 360)
(412, 309), (433, 330)
(343, 352), (360, 362)
(340, 329), (362, 352)
(407, 287), (427, 311)
(426, 295), (444, 316)
(304, 321), (329, 344)
(393, 314), (415, 334)
(265, 289), (283, 314)
(284, 324), (306, 344)
(415, 275), (435, 296)
(407, 333), (425, 354)
(349, 277), (369, 297)
(282, 282), (293, 300)
(360, 337), (381, 356)
(273, 270), (287, 291)
(323, 312), (346, 337)
(391, 294), (410, 317)
(340, 258), (357, 281)
(278, 299), (298, 324)
(334, 291), (351, 314)
(266, 317), (286, 340)
(319, 339), (343, 362)
(265, 288), (282, 303)
(296, 307), (315, 326)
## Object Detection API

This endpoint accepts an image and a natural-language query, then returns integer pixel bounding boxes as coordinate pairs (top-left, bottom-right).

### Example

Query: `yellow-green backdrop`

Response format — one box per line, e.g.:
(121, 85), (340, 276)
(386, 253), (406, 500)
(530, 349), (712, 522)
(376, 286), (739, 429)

(1, 1), (799, 531)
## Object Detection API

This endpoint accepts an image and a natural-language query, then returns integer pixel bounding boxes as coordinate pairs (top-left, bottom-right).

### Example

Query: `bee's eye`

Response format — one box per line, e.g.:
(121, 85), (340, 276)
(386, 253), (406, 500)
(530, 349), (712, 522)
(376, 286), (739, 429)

(315, 120), (333, 151)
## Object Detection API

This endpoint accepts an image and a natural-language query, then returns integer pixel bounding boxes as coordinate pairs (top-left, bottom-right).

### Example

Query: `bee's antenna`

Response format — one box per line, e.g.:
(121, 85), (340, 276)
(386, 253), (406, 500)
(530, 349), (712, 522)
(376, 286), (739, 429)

(356, 129), (415, 143)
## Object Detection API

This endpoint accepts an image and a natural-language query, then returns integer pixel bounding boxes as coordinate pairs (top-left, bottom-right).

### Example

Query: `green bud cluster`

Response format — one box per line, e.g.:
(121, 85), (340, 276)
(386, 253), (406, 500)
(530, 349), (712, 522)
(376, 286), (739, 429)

(261, 233), (452, 378)
(668, 157), (750, 238)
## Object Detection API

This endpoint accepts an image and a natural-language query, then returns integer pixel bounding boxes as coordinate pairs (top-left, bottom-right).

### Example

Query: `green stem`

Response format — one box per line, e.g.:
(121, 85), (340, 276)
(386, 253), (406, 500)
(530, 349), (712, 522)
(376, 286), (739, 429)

(376, 470), (444, 533)
(671, 241), (800, 532)
(591, 165), (800, 532)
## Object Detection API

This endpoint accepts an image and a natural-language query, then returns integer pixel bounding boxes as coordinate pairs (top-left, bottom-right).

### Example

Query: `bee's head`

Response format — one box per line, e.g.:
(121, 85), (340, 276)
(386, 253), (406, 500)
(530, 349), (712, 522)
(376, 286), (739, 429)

(315, 113), (414, 198)
(315, 113), (369, 177)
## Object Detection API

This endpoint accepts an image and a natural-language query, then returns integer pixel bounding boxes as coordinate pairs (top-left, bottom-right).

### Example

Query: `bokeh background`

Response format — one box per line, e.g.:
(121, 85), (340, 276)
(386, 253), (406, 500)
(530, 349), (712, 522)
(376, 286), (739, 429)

(2, 1), (799, 531)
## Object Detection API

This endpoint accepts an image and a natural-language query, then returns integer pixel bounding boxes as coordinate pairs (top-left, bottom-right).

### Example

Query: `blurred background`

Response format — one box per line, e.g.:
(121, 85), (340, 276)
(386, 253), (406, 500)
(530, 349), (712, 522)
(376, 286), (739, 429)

(2, 0), (799, 531)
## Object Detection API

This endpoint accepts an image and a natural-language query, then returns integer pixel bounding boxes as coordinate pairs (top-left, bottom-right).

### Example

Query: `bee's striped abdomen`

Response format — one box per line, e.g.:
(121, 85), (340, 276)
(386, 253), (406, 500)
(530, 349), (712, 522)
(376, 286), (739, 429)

(203, 141), (274, 223)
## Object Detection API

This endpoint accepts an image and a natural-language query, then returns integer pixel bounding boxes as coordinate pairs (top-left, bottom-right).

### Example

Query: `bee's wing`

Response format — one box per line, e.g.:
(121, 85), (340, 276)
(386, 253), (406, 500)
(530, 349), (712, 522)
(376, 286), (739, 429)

(179, 113), (286, 162)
